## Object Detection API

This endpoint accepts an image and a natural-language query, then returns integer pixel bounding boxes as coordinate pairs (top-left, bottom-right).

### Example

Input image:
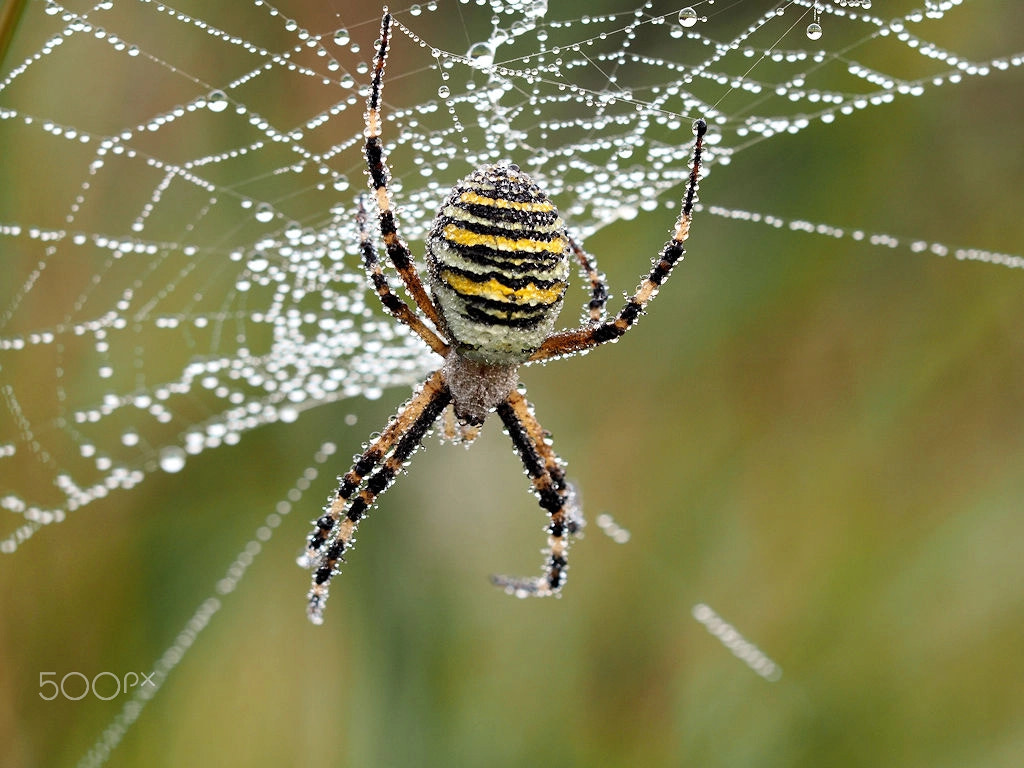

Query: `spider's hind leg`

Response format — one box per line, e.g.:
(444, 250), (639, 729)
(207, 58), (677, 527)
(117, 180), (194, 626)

(303, 369), (451, 624)
(492, 388), (585, 597)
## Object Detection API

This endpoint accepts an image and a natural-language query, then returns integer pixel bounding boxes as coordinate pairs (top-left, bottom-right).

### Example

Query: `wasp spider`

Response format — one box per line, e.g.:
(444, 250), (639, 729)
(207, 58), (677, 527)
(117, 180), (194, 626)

(301, 9), (707, 624)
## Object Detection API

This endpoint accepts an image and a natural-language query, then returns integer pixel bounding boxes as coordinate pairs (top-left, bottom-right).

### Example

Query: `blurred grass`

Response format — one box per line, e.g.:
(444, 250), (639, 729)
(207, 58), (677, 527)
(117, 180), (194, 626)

(2, 1), (1024, 767)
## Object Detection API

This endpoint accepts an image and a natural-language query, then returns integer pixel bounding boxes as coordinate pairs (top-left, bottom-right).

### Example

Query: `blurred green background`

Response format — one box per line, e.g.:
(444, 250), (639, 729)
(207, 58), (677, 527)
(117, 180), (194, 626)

(2, 1), (1023, 767)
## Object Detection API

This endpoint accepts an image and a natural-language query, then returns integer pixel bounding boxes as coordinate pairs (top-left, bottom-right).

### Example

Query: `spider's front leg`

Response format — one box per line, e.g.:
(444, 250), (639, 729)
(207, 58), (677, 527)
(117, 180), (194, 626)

(567, 235), (610, 325)
(357, 196), (450, 356)
(529, 118), (707, 362)
(364, 10), (444, 331)
(492, 388), (584, 597)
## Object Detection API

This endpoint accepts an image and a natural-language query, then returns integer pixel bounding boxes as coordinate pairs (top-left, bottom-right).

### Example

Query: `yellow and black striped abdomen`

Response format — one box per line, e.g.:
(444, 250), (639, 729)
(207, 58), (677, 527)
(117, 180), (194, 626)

(426, 164), (570, 364)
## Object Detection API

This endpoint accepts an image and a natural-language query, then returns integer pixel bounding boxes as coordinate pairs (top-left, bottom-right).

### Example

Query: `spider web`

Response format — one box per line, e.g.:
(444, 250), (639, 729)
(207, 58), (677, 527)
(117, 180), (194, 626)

(1, 0), (1022, 764)
(2, 0), (1020, 551)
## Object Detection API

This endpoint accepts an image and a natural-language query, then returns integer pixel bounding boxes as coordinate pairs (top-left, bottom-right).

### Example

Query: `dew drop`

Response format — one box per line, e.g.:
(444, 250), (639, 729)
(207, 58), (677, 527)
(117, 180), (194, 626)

(159, 446), (187, 473)
(333, 28), (350, 46)
(207, 90), (229, 112)
(332, 176), (349, 192)
(254, 203), (274, 223)
(806, 22), (823, 40)
(526, 0), (548, 19)
(678, 7), (698, 27)
(437, 84), (451, 99)
(467, 42), (494, 69)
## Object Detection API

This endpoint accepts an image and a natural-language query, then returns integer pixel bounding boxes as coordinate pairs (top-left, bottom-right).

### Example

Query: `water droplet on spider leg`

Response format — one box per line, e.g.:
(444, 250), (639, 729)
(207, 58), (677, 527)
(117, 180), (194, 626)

(806, 22), (823, 40)
(678, 7), (698, 28)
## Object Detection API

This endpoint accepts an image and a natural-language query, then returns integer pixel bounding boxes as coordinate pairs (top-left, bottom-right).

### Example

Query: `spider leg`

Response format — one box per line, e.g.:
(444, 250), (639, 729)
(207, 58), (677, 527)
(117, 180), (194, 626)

(358, 197), (450, 356)
(364, 10), (444, 331)
(492, 387), (584, 597)
(530, 118), (708, 362)
(568, 234), (610, 324)
(304, 369), (451, 624)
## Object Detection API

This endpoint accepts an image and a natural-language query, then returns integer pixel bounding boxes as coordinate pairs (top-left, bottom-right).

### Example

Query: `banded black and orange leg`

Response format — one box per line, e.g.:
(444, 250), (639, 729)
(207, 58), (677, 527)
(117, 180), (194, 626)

(492, 388), (583, 597)
(568, 235), (610, 324)
(364, 10), (444, 330)
(304, 370), (451, 623)
(530, 118), (707, 362)
(358, 197), (450, 356)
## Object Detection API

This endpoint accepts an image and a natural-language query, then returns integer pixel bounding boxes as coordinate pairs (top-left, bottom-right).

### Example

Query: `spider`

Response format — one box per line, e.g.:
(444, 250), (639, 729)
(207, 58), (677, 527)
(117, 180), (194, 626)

(301, 9), (707, 624)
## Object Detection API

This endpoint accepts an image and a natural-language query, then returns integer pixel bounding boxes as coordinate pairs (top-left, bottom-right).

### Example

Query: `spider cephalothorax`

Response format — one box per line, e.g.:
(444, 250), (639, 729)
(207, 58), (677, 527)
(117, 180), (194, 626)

(300, 10), (706, 624)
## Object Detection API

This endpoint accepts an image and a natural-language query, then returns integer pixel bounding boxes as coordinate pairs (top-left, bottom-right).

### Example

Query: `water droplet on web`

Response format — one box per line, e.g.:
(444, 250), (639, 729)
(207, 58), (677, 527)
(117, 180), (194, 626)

(526, 0), (548, 19)
(437, 84), (451, 99)
(806, 22), (823, 40)
(207, 90), (228, 112)
(159, 446), (187, 473)
(121, 430), (139, 447)
(678, 8), (698, 28)
(332, 177), (349, 192)
(254, 203), (274, 223)
(410, 4), (422, 15)
(467, 42), (494, 69)
(333, 28), (350, 47)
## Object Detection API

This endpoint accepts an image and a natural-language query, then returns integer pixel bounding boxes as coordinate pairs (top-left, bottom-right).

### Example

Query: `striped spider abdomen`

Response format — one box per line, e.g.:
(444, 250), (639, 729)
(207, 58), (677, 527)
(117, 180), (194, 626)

(426, 164), (570, 365)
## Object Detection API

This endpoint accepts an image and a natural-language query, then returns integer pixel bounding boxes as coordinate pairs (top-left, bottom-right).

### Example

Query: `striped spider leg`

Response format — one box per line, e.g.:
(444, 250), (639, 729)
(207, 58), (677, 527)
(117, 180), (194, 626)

(300, 9), (706, 623)
(530, 117), (707, 362)
(492, 388), (584, 597)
